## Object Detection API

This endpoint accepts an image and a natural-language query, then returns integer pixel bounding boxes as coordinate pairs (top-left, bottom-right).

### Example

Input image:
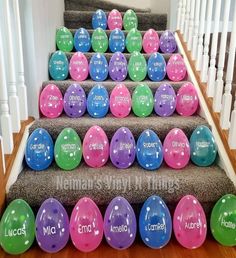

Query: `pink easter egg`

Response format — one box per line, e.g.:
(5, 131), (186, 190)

(107, 9), (122, 30)
(173, 195), (207, 249)
(142, 29), (160, 54)
(70, 197), (103, 252)
(83, 125), (109, 168)
(69, 52), (89, 81)
(166, 54), (187, 81)
(176, 82), (199, 116)
(110, 84), (131, 118)
(163, 128), (190, 169)
(39, 84), (63, 118)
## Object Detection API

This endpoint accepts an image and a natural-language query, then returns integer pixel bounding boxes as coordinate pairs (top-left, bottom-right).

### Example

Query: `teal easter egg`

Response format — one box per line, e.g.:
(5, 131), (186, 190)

(49, 51), (68, 80)
(190, 125), (217, 166)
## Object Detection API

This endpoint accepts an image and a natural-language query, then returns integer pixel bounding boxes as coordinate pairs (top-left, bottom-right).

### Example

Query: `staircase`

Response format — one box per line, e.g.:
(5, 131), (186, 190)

(6, 0), (236, 217)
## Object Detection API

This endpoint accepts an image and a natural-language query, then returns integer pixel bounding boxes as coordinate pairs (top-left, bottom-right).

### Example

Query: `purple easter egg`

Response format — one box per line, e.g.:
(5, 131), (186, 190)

(110, 127), (136, 168)
(63, 84), (86, 117)
(109, 52), (127, 81)
(154, 83), (176, 117)
(159, 30), (177, 53)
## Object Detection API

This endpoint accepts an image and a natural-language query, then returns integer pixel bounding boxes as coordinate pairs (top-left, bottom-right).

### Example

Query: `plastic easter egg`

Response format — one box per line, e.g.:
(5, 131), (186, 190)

(123, 9), (138, 31)
(87, 84), (109, 118)
(25, 128), (54, 171)
(176, 82), (199, 116)
(190, 125), (217, 167)
(35, 198), (69, 253)
(154, 83), (176, 117)
(173, 195), (207, 249)
(104, 196), (137, 250)
(63, 84), (86, 118)
(139, 195), (172, 248)
(110, 127), (136, 169)
(132, 84), (154, 117)
(107, 9), (122, 30)
(166, 54), (187, 81)
(210, 194), (236, 246)
(136, 129), (163, 170)
(40, 84), (63, 118)
(56, 26), (73, 52)
(110, 83), (131, 118)
(142, 29), (160, 54)
(109, 28), (125, 53)
(91, 28), (108, 53)
(49, 51), (68, 80)
(126, 28), (142, 53)
(54, 128), (82, 170)
(89, 53), (109, 81)
(70, 197), (103, 252)
(147, 52), (166, 81)
(83, 125), (109, 168)
(74, 28), (91, 52)
(69, 52), (88, 81)
(92, 9), (107, 29)
(109, 52), (127, 81)
(159, 30), (177, 53)
(163, 128), (190, 169)
(128, 51), (147, 81)
(0, 199), (35, 255)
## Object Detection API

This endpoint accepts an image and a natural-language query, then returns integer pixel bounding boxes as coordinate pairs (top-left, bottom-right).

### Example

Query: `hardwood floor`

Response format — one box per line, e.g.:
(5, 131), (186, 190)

(0, 236), (235, 258)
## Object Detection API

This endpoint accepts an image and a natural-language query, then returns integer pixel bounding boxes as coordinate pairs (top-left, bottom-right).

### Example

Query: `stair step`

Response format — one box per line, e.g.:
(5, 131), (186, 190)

(7, 162), (235, 208)
(30, 114), (208, 141)
(42, 79), (186, 95)
(64, 11), (167, 31)
(64, 0), (151, 13)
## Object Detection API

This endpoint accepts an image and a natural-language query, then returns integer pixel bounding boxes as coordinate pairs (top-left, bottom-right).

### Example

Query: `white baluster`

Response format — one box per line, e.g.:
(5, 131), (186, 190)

(187, 0), (195, 51)
(177, 0), (183, 30)
(213, 0), (231, 113)
(206, 0), (222, 97)
(0, 29), (13, 154)
(229, 100), (236, 149)
(192, 0), (201, 60)
(196, 0), (207, 71)
(184, 0), (191, 42)
(180, 0), (186, 34)
(220, 0), (236, 130)
(4, 0), (20, 132)
(13, 0), (28, 121)
(200, 0), (213, 82)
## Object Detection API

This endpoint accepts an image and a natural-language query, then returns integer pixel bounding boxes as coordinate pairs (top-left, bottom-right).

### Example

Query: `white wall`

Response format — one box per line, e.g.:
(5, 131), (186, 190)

(104, 0), (151, 9)
(19, 0), (65, 118)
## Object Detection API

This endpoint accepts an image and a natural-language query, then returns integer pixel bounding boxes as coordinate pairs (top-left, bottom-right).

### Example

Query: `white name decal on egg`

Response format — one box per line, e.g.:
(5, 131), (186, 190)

(5, 224), (26, 237)
(119, 142), (133, 150)
(49, 95), (59, 101)
(93, 60), (103, 65)
(78, 34), (87, 39)
(127, 17), (136, 21)
(43, 226), (56, 236)
(110, 224), (128, 233)
(181, 95), (193, 101)
(115, 96), (129, 103)
(61, 143), (77, 151)
(53, 60), (64, 65)
(172, 141), (185, 148)
(221, 218), (236, 229)
(114, 61), (125, 66)
(93, 95), (104, 101)
(69, 95), (82, 102)
(134, 62), (142, 66)
(111, 16), (121, 20)
(184, 221), (201, 230)
(94, 35), (105, 40)
(147, 222), (166, 231)
(30, 143), (45, 153)
(138, 95), (148, 103)
(89, 143), (104, 150)
(60, 34), (70, 39)
(161, 94), (174, 100)
(73, 60), (84, 65)
(196, 141), (210, 148)
(112, 35), (122, 40)
(78, 224), (92, 234)
(143, 142), (158, 148)
(153, 62), (163, 67)
(130, 36), (139, 41)
(172, 61), (183, 65)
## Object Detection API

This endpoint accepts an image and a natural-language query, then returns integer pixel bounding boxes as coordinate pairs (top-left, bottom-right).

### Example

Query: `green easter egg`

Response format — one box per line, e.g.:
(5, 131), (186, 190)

(56, 26), (73, 52)
(123, 9), (138, 31)
(126, 28), (142, 53)
(91, 28), (108, 53)
(128, 51), (147, 81)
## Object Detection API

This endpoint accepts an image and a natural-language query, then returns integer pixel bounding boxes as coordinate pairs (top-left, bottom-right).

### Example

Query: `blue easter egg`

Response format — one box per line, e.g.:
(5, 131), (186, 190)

(109, 29), (125, 53)
(147, 53), (166, 81)
(74, 28), (91, 52)
(87, 84), (109, 117)
(49, 51), (68, 80)
(89, 53), (108, 81)
(136, 129), (163, 170)
(25, 128), (54, 171)
(139, 195), (172, 249)
(92, 9), (107, 30)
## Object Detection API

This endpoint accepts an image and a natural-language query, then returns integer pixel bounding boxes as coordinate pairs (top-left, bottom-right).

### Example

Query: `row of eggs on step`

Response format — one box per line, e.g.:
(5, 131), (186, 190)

(57, 26), (177, 54)
(40, 83), (199, 119)
(49, 51), (187, 82)
(1, 194), (235, 255)
(25, 125), (217, 171)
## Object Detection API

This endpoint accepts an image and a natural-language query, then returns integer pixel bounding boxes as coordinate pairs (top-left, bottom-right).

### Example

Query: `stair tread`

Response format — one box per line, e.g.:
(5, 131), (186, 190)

(7, 162), (235, 207)
(30, 113), (208, 141)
